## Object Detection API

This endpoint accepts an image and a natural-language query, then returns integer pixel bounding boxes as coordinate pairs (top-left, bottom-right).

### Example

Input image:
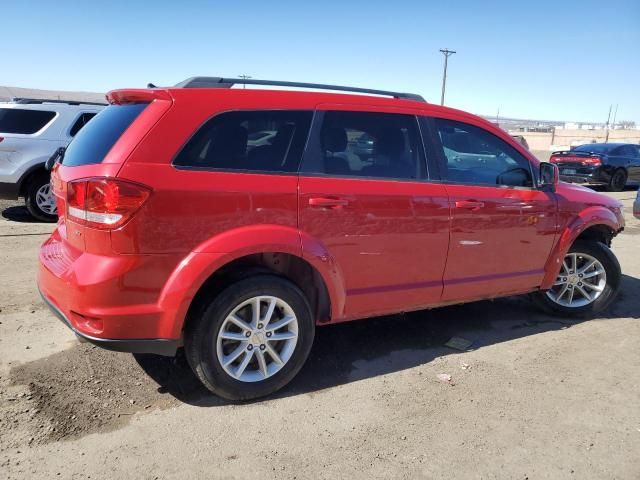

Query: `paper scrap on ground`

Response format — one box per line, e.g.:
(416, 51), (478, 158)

(445, 336), (473, 351)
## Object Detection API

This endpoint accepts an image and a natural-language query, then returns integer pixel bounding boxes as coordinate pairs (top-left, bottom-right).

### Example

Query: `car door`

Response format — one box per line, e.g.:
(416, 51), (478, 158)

(613, 145), (640, 183)
(298, 107), (450, 321)
(427, 117), (558, 303)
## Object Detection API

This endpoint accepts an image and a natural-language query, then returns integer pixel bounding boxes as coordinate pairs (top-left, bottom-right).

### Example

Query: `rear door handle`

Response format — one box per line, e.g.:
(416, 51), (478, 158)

(308, 197), (349, 209)
(455, 200), (485, 211)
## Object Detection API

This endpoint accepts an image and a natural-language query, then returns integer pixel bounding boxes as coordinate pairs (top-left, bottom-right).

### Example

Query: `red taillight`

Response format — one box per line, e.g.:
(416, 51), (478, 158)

(549, 155), (560, 163)
(582, 156), (602, 166)
(66, 178), (150, 230)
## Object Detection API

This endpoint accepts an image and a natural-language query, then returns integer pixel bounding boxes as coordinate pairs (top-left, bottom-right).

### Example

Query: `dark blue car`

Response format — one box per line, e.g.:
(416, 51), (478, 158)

(551, 143), (640, 191)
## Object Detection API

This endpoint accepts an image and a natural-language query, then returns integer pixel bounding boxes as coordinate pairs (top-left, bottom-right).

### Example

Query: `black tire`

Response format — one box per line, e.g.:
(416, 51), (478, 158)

(25, 172), (57, 222)
(606, 168), (627, 192)
(532, 240), (621, 318)
(184, 275), (315, 401)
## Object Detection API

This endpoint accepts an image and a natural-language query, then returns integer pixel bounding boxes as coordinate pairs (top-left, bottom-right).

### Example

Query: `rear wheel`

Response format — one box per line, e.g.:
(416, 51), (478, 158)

(606, 169), (627, 192)
(25, 172), (57, 222)
(532, 240), (620, 317)
(185, 275), (315, 401)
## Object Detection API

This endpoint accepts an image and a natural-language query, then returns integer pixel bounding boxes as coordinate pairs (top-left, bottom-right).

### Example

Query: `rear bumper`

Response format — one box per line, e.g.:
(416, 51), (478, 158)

(559, 175), (606, 185)
(37, 228), (182, 356)
(0, 182), (19, 200)
(558, 166), (610, 186)
(40, 289), (179, 356)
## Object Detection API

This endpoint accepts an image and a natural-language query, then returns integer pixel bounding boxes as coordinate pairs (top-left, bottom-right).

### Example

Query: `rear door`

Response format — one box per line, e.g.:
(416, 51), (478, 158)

(298, 107), (450, 321)
(427, 117), (557, 302)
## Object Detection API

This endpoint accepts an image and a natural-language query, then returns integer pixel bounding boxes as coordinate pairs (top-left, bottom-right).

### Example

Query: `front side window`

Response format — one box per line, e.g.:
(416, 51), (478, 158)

(173, 110), (313, 173)
(0, 108), (56, 134)
(434, 118), (534, 188)
(302, 111), (425, 180)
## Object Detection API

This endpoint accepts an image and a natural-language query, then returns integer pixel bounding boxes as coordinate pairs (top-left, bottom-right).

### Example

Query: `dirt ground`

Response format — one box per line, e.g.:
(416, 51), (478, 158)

(1, 190), (639, 479)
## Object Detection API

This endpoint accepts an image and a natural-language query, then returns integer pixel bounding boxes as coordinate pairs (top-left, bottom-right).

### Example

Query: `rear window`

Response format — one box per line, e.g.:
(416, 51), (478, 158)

(0, 108), (56, 134)
(62, 103), (147, 166)
(573, 144), (610, 153)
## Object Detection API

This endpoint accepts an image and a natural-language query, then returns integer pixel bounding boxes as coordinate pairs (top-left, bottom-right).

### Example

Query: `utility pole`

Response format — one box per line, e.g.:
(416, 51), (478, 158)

(605, 104), (612, 143)
(439, 48), (456, 105)
(611, 103), (619, 129)
(238, 74), (252, 89)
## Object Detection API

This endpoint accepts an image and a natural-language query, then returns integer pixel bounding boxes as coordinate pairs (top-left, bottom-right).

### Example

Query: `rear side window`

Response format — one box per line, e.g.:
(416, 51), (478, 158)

(301, 111), (425, 180)
(62, 103), (147, 166)
(69, 112), (98, 137)
(0, 108), (56, 134)
(173, 110), (313, 173)
(434, 118), (534, 188)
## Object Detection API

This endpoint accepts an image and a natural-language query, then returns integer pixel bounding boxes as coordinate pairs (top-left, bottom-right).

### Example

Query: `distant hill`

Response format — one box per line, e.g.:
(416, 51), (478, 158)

(0, 86), (105, 104)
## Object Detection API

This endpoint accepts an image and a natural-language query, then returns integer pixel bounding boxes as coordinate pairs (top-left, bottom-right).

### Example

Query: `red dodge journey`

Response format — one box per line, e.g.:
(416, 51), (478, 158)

(38, 77), (625, 400)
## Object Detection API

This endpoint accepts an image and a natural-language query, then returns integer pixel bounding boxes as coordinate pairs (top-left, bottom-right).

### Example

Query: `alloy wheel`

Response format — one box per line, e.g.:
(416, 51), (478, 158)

(35, 183), (57, 215)
(546, 252), (606, 308)
(216, 295), (299, 382)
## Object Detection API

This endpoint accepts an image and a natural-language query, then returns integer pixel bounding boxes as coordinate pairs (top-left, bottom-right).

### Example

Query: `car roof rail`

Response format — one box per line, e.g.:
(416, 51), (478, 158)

(174, 77), (426, 102)
(10, 97), (108, 106)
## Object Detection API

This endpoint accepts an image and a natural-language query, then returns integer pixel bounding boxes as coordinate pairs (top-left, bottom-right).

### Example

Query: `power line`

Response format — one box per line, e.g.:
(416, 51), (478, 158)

(238, 74), (252, 89)
(439, 48), (456, 106)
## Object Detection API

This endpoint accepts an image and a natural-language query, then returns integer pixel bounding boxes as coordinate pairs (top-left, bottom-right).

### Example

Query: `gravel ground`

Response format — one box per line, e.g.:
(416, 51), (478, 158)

(1, 191), (639, 479)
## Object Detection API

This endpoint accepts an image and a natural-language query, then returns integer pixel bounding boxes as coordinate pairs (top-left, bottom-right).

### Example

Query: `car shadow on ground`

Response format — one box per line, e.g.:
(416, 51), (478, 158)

(134, 272), (640, 407)
(589, 184), (639, 193)
(1, 204), (44, 223)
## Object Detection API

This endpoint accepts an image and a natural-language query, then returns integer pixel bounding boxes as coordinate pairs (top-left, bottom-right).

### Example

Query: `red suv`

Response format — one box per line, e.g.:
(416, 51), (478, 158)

(38, 77), (625, 400)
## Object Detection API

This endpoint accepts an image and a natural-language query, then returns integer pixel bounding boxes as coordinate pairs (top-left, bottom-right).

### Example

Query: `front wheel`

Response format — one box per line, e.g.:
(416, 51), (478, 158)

(25, 172), (57, 222)
(532, 240), (621, 317)
(185, 275), (315, 401)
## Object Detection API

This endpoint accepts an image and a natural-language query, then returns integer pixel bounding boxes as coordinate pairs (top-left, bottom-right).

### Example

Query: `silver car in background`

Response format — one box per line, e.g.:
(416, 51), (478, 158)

(0, 98), (105, 221)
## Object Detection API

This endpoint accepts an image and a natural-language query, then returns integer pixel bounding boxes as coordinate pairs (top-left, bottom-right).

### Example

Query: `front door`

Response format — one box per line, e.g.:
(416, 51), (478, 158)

(298, 109), (450, 320)
(429, 117), (558, 302)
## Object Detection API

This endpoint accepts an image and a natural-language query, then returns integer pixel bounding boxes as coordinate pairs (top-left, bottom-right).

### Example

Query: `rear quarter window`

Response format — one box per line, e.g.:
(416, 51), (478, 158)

(173, 110), (312, 173)
(0, 108), (56, 134)
(62, 103), (148, 166)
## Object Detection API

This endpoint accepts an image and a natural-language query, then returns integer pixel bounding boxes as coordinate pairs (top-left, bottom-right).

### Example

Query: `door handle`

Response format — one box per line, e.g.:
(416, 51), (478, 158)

(455, 200), (485, 211)
(308, 197), (349, 209)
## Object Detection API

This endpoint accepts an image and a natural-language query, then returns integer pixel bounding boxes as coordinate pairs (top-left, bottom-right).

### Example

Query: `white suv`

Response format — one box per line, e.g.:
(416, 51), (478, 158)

(0, 98), (105, 221)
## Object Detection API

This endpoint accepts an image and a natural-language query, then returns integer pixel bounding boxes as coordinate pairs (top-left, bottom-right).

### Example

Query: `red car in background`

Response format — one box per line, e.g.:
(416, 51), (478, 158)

(39, 77), (625, 400)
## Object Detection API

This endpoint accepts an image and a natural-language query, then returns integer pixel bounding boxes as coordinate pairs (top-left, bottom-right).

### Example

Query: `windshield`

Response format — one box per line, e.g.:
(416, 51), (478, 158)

(62, 103), (148, 166)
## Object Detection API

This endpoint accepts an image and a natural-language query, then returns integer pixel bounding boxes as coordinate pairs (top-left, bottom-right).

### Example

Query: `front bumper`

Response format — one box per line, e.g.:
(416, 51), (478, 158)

(40, 289), (179, 356)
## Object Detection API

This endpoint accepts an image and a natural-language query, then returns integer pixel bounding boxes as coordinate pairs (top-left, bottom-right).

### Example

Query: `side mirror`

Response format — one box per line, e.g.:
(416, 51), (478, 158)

(45, 147), (66, 171)
(539, 162), (559, 191)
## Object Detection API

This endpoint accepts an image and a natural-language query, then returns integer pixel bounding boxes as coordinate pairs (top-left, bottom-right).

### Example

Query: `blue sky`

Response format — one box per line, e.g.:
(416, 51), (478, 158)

(4, 0), (639, 123)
